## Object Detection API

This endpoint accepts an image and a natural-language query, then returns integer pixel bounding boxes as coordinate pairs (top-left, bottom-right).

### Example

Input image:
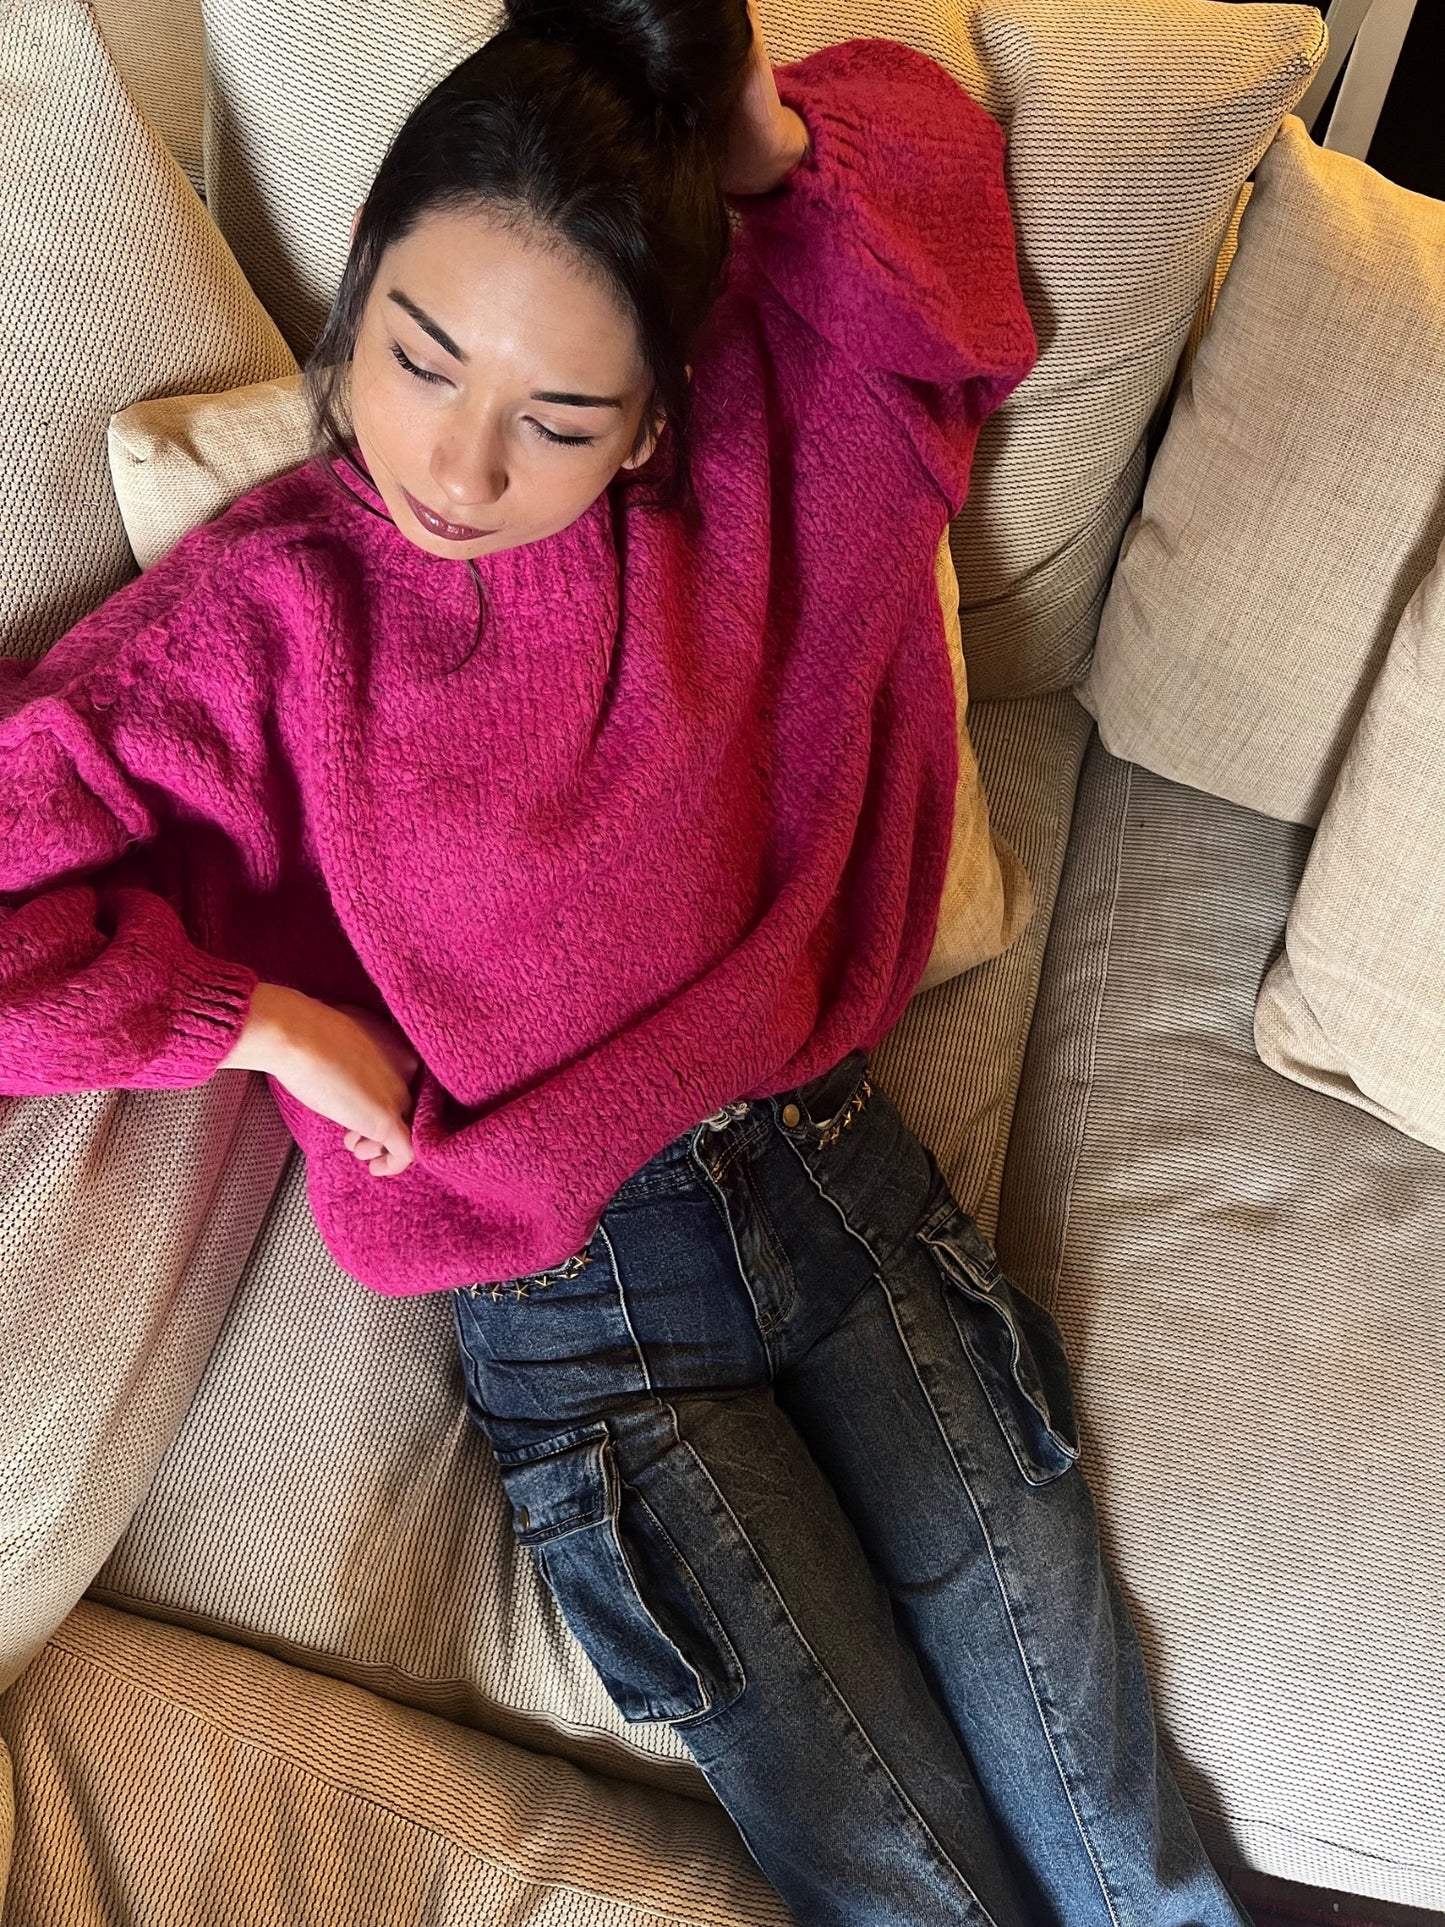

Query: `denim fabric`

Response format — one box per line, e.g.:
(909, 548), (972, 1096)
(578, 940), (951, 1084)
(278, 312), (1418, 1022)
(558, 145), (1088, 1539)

(451, 1050), (1245, 1927)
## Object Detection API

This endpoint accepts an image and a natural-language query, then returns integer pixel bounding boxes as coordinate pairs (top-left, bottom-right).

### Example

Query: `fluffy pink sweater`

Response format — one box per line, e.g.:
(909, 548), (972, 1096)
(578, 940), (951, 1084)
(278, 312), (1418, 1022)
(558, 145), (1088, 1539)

(0, 38), (1036, 1294)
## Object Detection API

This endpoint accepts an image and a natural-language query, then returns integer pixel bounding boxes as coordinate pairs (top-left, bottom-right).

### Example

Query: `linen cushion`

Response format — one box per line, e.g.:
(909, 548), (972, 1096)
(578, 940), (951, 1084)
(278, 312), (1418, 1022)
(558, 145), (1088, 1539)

(998, 724), (1445, 1912)
(88, 688), (1092, 1795)
(0, 0), (296, 1697)
(108, 375), (314, 572)
(107, 371), (1034, 989)
(1254, 536), (1445, 1146)
(198, 0), (1324, 700)
(1077, 117), (1445, 828)
(0, 1600), (792, 1926)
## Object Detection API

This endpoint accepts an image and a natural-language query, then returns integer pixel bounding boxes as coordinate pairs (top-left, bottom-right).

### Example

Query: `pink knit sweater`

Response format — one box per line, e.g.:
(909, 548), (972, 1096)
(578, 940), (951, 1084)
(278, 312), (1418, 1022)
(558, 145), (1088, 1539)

(0, 39), (1036, 1294)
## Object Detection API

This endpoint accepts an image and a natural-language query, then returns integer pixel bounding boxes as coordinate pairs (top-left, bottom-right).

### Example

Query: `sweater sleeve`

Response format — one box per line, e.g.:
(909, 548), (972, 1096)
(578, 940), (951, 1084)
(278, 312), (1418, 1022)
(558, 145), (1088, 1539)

(0, 527), (277, 1097)
(733, 37), (1038, 516)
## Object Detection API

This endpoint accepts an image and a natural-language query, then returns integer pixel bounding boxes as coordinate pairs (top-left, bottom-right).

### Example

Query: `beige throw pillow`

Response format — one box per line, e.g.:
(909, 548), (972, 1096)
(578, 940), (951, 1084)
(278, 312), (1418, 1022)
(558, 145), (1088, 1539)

(1077, 116), (1445, 829)
(108, 375), (314, 571)
(109, 372), (1030, 987)
(197, 0), (1324, 701)
(1254, 537), (1445, 1150)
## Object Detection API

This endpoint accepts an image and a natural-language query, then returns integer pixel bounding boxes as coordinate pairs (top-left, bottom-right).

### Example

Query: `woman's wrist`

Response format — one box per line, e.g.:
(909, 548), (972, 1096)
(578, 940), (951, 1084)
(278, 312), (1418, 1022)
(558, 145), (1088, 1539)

(772, 107), (810, 177)
(727, 107), (811, 196)
(217, 980), (306, 1075)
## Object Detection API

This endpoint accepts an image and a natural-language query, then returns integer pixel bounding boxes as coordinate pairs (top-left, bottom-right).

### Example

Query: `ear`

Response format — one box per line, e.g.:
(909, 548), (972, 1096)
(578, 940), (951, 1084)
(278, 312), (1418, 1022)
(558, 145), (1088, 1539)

(619, 369), (690, 470)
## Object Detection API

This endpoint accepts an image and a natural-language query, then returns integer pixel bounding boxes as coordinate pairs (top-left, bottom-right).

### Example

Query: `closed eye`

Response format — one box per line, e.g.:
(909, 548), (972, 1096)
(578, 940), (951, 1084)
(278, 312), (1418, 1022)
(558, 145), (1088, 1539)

(388, 341), (598, 446)
(390, 340), (447, 387)
(530, 420), (597, 447)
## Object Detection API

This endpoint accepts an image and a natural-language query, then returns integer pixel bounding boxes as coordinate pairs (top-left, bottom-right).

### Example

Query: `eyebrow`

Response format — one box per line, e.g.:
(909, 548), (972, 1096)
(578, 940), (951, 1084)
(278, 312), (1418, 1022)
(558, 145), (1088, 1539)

(386, 288), (627, 410)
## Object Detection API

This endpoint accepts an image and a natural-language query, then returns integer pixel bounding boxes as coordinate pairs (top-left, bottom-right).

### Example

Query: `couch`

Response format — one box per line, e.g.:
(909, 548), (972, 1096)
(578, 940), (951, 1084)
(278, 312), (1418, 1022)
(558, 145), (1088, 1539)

(3, 0), (1443, 1920)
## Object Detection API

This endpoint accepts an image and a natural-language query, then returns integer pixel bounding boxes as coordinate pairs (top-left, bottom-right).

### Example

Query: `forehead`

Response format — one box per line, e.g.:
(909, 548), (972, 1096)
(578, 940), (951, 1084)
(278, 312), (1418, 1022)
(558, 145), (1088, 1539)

(379, 203), (645, 386)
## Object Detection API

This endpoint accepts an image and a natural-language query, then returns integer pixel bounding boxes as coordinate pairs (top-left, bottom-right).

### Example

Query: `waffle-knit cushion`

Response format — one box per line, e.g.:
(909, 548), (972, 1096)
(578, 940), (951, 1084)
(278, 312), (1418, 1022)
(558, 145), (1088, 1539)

(0, 1600), (792, 1925)
(0, 0), (293, 663)
(1077, 118), (1445, 827)
(1255, 536), (1445, 1148)
(91, 0), (207, 195)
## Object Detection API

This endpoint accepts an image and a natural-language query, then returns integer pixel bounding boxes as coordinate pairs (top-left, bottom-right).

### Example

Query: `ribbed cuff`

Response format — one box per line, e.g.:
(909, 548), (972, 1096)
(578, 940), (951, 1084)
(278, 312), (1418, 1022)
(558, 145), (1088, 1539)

(139, 948), (260, 1089)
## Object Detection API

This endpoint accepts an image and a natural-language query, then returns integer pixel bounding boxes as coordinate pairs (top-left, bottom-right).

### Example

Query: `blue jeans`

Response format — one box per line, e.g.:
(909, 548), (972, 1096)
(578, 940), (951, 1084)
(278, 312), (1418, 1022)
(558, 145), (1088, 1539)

(451, 1049), (1244, 1927)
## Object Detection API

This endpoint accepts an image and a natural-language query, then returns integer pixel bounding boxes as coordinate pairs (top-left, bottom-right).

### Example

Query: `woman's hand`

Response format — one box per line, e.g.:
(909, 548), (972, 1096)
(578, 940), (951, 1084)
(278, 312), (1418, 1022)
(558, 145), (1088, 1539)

(720, 0), (810, 197)
(221, 983), (420, 1176)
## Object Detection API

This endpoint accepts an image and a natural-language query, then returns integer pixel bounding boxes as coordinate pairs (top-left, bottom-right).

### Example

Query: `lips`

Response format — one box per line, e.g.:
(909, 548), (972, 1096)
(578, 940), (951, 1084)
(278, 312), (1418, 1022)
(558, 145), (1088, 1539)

(400, 485), (495, 542)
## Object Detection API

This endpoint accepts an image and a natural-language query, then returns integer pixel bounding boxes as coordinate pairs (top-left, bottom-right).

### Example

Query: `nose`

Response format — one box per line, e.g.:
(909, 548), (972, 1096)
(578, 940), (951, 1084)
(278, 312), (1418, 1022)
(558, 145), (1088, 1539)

(431, 424), (506, 515)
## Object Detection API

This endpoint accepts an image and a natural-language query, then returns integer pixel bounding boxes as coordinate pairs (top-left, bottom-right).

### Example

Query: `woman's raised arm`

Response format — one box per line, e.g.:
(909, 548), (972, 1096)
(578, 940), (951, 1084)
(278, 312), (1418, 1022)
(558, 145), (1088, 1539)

(729, 35), (1039, 516)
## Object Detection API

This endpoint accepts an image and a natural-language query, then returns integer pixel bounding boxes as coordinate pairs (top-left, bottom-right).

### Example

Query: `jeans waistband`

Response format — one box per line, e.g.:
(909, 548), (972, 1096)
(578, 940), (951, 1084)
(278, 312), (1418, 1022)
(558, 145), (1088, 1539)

(609, 1047), (871, 1202)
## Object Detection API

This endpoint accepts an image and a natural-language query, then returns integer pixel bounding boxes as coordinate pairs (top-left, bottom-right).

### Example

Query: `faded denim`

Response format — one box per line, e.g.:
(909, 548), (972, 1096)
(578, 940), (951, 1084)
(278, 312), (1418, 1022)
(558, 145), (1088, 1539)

(451, 1048), (1245, 1927)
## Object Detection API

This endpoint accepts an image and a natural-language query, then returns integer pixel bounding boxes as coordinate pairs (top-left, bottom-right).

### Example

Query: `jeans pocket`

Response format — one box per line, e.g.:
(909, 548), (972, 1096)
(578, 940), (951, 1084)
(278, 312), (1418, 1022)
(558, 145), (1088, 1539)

(493, 1423), (747, 1728)
(916, 1196), (1080, 1486)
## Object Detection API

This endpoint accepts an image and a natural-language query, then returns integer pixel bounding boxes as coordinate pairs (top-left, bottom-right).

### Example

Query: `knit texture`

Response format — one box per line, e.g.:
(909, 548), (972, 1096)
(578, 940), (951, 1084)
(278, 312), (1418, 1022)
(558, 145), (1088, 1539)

(0, 39), (1036, 1293)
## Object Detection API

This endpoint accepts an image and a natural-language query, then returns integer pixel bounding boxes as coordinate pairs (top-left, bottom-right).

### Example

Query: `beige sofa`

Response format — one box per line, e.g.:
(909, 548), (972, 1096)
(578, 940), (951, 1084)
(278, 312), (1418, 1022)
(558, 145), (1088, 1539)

(4, 0), (1443, 1920)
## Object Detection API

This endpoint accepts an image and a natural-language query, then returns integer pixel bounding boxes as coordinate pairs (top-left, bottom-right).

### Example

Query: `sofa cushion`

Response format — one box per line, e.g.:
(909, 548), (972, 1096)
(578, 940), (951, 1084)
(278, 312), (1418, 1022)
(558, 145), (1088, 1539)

(1254, 535), (1445, 1149)
(198, 0), (1323, 700)
(996, 720), (1445, 1913)
(0, 1600), (791, 1926)
(87, 688), (1091, 1793)
(108, 374), (314, 572)
(0, 0), (297, 1699)
(91, 0), (207, 196)
(1076, 116), (1445, 828)
(0, 0), (294, 663)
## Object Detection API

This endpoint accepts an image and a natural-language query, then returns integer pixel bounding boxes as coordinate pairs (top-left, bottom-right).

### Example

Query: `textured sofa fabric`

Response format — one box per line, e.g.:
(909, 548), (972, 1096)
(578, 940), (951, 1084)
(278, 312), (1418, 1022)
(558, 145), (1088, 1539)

(998, 727), (1445, 1912)
(197, 0), (1324, 702)
(0, 0), (294, 663)
(0, 1601), (792, 1925)
(1078, 115), (1445, 828)
(1255, 534), (1445, 1150)
(91, 0), (206, 195)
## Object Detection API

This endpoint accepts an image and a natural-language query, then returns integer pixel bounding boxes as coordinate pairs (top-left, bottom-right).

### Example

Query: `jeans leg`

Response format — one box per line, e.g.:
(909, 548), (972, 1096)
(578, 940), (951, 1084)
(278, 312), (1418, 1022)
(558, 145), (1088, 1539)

(453, 1207), (1035, 1927)
(754, 1114), (1246, 1927)
(594, 1389), (1037, 1927)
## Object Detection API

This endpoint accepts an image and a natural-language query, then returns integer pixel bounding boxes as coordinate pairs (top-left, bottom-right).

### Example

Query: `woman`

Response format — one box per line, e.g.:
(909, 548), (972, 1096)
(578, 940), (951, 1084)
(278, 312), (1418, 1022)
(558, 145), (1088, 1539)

(0, 0), (1245, 1920)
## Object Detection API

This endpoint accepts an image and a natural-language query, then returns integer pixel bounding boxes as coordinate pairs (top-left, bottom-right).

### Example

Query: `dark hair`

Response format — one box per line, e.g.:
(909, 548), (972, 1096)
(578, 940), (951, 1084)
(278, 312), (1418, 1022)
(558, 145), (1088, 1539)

(303, 0), (754, 672)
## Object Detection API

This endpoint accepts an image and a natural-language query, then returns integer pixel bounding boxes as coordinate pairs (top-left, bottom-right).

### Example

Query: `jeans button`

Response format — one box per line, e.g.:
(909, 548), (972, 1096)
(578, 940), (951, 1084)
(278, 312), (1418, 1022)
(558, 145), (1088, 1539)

(781, 1103), (801, 1127)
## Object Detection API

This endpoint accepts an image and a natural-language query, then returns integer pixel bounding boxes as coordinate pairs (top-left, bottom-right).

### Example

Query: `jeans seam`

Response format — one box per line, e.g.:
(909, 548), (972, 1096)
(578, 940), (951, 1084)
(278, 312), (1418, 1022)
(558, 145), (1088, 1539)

(626, 1478), (746, 1725)
(774, 1129), (892, 1284)
(881, 1275), (1125, 1927)
(596, 1219), (654, 1396)
(601, 1468), (712, 1723)
(656, 1399), (1001, 1921)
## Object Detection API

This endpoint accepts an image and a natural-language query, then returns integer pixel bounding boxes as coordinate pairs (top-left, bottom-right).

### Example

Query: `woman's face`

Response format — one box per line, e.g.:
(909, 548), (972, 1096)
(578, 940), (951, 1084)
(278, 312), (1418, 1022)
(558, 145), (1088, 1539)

(348, 202), (685, 560)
